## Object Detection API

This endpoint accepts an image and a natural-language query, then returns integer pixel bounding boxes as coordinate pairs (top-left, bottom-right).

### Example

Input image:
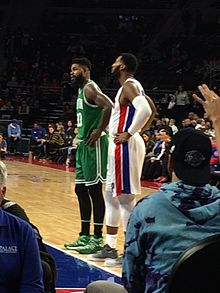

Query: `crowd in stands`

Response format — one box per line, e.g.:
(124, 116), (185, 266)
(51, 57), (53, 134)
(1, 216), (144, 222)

(2, 104), (218, 191)
(0, 95), (219, 185)
(0, 2), (219, 100)
(0, 2), (219, 134)
(140, 109), (220, 185)
(0, 118), (77, 167)
(0, 52), (219, 186)
(29, 120), (77, 166)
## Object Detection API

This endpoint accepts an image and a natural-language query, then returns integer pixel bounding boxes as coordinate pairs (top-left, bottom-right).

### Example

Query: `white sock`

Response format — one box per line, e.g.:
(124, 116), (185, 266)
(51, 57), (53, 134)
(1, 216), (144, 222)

(106, 234), (118, 249)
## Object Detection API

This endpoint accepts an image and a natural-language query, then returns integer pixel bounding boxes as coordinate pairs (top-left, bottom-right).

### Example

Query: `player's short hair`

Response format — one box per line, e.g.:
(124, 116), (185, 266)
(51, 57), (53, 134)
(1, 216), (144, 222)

(72, 57), (92, 71)
(120, 53), (138, 73)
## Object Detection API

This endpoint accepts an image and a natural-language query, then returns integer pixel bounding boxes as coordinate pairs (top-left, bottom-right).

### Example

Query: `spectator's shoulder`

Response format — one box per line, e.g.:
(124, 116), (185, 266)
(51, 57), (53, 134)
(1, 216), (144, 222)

(1, 209), (31, 228)
(134, 191), (165, 216)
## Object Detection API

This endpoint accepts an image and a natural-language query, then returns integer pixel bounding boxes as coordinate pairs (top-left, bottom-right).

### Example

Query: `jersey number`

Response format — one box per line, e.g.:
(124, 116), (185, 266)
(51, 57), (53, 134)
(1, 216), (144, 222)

(77, 113), (82, 127)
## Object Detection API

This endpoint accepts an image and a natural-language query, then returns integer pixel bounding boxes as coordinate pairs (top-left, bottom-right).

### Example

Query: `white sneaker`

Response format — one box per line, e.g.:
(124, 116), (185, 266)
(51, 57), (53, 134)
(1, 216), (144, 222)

(104, 255), (123, 267)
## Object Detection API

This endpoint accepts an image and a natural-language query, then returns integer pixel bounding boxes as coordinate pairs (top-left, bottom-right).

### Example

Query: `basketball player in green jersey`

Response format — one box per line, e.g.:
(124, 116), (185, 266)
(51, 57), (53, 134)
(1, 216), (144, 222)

(64, 58), (113, 254)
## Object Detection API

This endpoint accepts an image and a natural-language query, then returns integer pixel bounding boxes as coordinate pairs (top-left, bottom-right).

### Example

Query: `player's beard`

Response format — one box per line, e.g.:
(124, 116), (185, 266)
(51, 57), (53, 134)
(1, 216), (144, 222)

(71, 73), (85, 89)
(110, 66), (120, 81)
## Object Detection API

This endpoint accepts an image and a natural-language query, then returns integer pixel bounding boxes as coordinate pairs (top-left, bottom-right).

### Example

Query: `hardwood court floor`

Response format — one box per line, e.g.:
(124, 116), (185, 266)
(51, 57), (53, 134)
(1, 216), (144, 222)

(5, 159), (156, 275)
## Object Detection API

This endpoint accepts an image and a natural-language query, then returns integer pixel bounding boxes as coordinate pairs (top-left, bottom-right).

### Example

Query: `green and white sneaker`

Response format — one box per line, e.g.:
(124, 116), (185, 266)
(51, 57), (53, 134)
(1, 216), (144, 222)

(64, 235), (91, 250)
(76, 236), (103, 254)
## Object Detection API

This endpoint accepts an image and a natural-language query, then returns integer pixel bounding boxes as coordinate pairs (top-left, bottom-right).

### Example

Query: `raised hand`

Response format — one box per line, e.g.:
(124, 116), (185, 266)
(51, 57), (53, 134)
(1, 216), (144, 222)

(192, 84), (220, 122)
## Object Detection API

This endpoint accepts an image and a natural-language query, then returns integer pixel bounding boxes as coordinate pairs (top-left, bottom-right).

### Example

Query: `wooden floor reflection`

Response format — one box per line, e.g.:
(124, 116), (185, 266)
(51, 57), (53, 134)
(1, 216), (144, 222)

(5, 159), (155, 275)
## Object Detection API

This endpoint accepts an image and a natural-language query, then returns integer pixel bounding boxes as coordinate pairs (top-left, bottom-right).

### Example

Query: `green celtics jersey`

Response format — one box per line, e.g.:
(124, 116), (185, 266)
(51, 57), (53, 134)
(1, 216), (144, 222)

(76, 80), (103, 140)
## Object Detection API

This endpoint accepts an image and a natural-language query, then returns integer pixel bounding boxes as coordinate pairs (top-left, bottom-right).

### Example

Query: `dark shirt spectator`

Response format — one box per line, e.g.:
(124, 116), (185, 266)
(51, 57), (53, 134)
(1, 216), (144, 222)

(30, 122), (47, 158)
(142, 128), (170, 182)
(64, 120), (75, 146)
(39, 123), (64, 160)
(56, 123), (66, 142)
(142, 130), (155, 156)
(44, 124), (64, 146)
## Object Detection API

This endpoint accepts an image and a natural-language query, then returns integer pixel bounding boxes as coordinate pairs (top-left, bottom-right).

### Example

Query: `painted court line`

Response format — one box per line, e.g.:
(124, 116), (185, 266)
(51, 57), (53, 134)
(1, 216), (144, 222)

(45, 242), (121, 278)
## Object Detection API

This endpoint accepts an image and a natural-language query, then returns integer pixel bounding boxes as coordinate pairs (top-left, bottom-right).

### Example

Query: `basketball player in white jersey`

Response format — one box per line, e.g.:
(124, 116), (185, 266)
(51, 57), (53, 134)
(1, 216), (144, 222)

(88, 53), (156, 265)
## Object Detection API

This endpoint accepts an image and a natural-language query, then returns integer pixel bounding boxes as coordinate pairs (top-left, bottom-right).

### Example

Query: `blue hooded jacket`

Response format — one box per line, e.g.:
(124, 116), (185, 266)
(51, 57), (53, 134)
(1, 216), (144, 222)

(123, 181), (220, 293)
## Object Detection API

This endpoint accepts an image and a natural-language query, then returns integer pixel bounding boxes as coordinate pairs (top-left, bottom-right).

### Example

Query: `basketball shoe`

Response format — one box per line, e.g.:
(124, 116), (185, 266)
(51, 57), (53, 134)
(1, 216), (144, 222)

(87, 244), (118, 261)
(64, 235), (91, 250)
(75, 235), (103, 254)
(104, 255), (123, 267)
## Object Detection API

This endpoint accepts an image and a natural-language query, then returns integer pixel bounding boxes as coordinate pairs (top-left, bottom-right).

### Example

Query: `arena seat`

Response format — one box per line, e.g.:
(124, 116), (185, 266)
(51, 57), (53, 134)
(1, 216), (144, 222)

(166, 233), (220, 293)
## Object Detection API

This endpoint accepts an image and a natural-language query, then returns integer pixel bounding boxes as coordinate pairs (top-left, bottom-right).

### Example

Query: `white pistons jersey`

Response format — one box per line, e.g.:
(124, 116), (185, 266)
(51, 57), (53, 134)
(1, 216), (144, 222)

(108, 78), (145, 137)
(106, 78), (147, 196)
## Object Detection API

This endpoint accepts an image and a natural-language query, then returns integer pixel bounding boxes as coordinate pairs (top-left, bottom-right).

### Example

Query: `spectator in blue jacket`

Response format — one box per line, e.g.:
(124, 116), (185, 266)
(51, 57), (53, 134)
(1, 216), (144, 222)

(7, 118), (21, 154)
(0, 161), (44, 293)
(30, 122), (47, 158)
(122, 128), (220, 292)
(31, 122), (47, 143)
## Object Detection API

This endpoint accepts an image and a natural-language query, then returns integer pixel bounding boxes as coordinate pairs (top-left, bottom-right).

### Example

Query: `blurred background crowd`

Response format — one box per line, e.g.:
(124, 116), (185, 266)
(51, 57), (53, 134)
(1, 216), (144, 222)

(0, 0), (219, 179)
